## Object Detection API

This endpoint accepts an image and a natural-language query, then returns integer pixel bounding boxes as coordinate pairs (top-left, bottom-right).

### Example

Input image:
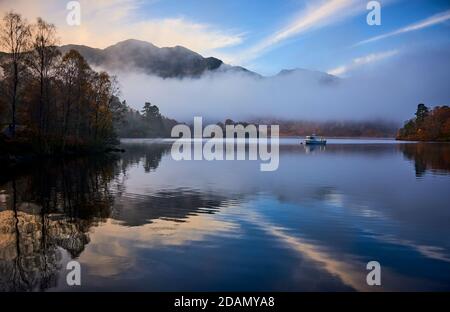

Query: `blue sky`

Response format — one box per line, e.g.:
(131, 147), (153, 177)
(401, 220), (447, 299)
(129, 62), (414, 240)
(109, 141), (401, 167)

(2, 0), (448, 121)
(1, 0), (450, 76)
(134, 0), (450, 75)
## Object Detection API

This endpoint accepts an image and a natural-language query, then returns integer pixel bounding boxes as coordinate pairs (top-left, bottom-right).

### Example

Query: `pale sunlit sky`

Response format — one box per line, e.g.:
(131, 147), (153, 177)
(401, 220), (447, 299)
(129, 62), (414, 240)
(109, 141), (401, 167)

(1, 0), (449, 75)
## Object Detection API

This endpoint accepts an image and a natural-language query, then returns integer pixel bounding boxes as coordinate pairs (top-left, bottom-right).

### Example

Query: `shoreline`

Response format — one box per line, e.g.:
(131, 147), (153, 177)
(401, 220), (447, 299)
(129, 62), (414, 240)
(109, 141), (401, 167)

(0, 145), (125, 168)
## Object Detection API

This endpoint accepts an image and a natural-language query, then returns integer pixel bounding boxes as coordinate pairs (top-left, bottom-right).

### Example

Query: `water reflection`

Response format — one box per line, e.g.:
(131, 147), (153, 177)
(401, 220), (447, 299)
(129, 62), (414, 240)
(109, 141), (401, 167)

(303, 144), (326, 153)
(0, 140), (449, 291)
(0, 157), (118, 291)
(119, 143), (170, 173)
(400, 143), (450, 176)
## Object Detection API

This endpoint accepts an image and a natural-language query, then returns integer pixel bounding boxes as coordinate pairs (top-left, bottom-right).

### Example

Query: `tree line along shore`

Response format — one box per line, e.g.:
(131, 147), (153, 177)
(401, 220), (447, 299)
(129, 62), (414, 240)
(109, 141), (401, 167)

(0, 12), (122, 156)
(0, 12), (176, 160)
(1, 12), (448, 165)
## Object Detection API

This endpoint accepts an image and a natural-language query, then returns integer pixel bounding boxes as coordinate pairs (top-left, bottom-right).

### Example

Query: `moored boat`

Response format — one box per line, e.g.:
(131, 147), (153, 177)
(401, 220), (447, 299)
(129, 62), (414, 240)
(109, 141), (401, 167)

(304, 134), (327, 145)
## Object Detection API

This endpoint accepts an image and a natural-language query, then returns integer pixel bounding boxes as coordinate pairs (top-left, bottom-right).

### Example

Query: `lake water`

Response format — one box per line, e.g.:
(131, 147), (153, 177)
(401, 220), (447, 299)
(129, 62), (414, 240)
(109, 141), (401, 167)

(1, 139), (449, 291)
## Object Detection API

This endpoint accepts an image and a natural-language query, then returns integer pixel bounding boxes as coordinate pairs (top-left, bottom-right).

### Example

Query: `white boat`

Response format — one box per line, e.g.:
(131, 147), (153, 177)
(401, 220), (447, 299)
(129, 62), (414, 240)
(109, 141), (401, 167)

(304, 134), (327, 145)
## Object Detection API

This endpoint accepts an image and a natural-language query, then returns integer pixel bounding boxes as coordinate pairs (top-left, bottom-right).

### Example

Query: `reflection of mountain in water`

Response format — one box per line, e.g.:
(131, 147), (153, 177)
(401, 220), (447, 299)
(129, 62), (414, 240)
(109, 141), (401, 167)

(1, 140), (450, 291)
(0, 144), (233, 291)
(400, 143), (450, 176)
(112, 143), (231, 226)
(111, 189), (228, 227)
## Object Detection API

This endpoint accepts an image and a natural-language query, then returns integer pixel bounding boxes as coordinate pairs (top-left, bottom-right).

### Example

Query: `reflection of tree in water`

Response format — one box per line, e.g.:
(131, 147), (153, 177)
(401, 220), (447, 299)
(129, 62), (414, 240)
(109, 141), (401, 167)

(118, 143), (170, 173)
(0, 144), (231, 291)
(400, 143), (450, 177)
(0, 156), (119, 291)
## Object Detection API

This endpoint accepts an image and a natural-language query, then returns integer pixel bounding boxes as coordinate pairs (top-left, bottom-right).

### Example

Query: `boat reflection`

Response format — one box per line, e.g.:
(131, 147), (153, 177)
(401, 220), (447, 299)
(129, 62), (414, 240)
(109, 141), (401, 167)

(303, 144), (326, 153)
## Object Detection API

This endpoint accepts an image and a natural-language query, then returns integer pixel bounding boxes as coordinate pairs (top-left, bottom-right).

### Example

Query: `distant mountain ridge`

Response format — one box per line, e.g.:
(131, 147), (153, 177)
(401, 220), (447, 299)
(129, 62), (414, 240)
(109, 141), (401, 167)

(275, 68), (339, 84)
(1, 38), (340, 81)
(59, 39), (338, 82)
(59, 39), (259, 78)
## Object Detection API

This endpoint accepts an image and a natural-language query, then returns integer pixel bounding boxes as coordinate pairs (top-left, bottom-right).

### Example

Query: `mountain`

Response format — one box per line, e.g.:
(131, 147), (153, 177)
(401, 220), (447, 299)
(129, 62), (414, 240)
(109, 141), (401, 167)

(275, 68), (339, 84)
(2, 38), (335, 81)
(59, 39), (259, 78)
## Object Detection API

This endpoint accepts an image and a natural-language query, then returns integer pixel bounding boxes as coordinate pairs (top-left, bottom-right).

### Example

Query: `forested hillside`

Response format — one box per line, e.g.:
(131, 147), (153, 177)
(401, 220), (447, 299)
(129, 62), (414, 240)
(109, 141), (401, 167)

(397, 104), (450, 141)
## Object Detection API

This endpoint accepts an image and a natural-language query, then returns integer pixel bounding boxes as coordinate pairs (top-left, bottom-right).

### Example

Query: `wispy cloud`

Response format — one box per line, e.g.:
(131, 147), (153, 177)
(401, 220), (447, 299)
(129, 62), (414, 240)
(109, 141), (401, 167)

(327, 50), (399, 76)
(355, 10), (450, 46)
(0, 0), (244, 54)
(233, 0), (364, 64)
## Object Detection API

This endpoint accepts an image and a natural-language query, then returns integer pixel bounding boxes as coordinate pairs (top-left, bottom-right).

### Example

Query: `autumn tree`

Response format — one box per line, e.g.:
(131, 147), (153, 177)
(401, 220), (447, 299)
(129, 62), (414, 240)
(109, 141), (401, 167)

(398, 104), (450, 142)
(1, 13), (123, 153)
(27, 17), (60, 139)
(142, 102), (166, 136)
(142, 102), (161, 120)
(55, 49), (91, 148)
(53, 52), (122, 149)
(415, 103), (429, 124)
(116, 102), (177, 138)
(0, 12), (31, 136)
(89, 71), (119, 143)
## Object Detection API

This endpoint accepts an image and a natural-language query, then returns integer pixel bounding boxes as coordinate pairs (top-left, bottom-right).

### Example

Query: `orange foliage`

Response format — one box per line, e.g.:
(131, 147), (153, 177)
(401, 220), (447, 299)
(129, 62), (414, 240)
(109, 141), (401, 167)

(397, 105), (450, 142)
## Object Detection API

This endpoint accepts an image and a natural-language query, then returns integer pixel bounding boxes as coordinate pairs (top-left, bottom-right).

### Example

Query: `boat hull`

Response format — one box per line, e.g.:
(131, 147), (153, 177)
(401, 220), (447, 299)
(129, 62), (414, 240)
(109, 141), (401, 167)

(304, 141), (327, 145)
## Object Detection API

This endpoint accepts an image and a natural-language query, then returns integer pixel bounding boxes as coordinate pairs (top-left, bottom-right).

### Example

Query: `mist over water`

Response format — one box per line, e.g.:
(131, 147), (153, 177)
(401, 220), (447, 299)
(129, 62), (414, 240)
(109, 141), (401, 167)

(111, 47), (450, 123)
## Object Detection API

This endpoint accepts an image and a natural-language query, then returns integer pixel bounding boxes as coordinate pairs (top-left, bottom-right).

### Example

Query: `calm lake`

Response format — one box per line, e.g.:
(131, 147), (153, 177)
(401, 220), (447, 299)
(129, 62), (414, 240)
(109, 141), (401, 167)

(1, 139), (450, 291)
